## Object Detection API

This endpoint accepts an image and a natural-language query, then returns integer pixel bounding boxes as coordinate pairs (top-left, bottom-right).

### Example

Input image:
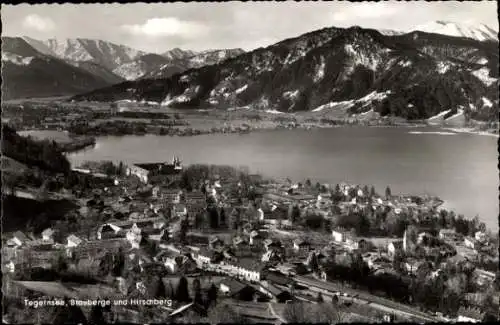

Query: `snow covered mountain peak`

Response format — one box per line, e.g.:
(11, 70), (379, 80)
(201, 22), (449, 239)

(43, 38), (146, 70)
(413, 21), (498, 42)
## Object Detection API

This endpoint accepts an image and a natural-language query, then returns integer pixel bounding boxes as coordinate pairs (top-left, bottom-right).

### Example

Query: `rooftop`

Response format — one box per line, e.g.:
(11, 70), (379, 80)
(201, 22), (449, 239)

(220, 278), (248, 293)
(11, 231), (30, 242)
(237, 257), (264, 272)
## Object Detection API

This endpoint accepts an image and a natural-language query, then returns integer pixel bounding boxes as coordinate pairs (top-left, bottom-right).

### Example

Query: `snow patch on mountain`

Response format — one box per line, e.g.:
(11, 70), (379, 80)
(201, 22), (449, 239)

(379, 29), (405, 36)
(413, 21), (498, 41)
(2, 52), (34, 65)
(471, 67), (497, 86)
(46, 39), (93, 61)
(312, 90), (391, 112)
(312, 100), (355, 112)
(235, 84), (248, 94)
(313, 56), (326, 82)
(344, 44), (380, 71)
(113, 62), (145, 80)
(44, 38), (145, 70)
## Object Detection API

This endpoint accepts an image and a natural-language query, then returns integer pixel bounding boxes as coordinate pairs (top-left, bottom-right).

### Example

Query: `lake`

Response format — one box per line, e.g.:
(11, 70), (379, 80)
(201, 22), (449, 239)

(66, 127), (498, 230)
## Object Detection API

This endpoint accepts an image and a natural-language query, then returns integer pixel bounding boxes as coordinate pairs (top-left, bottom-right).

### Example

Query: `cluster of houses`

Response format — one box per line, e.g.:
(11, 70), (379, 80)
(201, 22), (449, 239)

(3, 158), (498, 324)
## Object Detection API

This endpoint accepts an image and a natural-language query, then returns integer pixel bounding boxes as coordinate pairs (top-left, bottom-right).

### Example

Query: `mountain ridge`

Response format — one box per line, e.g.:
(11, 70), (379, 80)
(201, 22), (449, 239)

(70, 25), (498, 122)
(413, 21), (498, 42)
(1, 36), (117, 100)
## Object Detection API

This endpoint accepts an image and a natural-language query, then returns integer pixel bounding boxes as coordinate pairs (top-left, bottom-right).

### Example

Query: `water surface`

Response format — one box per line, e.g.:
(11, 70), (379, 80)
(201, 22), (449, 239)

(66, 127), (498, 229)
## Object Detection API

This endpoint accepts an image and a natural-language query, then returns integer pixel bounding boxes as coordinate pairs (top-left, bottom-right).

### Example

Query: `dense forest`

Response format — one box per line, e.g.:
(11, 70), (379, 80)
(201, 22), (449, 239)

(1, 124), (70, 173)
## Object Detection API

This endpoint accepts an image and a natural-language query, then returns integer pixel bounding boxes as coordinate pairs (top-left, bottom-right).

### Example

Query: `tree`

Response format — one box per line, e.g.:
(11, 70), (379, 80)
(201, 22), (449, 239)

(155, 276), (167, 298)
(331, 294), (339, 306)
(308, 253), (319, 274)
(2, 173), (19, 196)
(208, 207), (219, 229)
(305, 179), (312, 187)
(88, 305), (105, 325)
(111, 248), (125, 277)
(385, 186), (392, 199)
(54, 251), (68, 273)
(356, 213), (371, 236)
(317, 292), (324, 303)
(118, 161), (125, 176)
(362, 185), (369, 197)
(370, 186), (376, 198)
(193, 278), (203, 305)
(219, 208), (226, 228)
(175, 276), (190, 302)
(207, 283), (218, 307)
(290, 205), (301, 224)
(179, 219), (189, 244)
(393, 251), (404, 273)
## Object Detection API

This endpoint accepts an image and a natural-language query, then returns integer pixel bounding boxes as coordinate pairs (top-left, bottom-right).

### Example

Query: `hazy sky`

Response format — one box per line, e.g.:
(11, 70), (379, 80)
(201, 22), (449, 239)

(2, 1), (498, 53)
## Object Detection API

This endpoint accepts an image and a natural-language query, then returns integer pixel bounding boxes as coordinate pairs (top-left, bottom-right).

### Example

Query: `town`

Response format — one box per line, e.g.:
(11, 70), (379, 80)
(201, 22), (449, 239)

(2, 148), (499, 323)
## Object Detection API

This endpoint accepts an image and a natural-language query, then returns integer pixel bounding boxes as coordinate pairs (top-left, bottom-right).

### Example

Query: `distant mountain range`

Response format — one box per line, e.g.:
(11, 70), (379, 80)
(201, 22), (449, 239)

(1, 36), (245, 100)
(2, 21), (499, 124)
(71, 21), (499, 122)
(412, 21), (498, 42)
(1, 36), (114, 100)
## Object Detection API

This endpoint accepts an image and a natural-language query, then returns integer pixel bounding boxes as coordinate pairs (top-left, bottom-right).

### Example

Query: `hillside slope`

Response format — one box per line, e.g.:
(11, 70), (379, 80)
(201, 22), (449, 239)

(1, 37), (119, 100)
(72, 26), (498, 121)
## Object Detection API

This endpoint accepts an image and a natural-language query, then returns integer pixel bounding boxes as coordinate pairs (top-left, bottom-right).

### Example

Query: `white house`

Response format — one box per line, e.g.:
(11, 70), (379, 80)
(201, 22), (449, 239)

(172, 204), (187, 218)
(4, 261), (15, 273)
(41, 228), (55, 242)
(293, 239), (311, 252)
(332, 230), (345, 243)
(6, 231), (31, 248)
(237, 265), (261, 282)
(474, 231), (487, 243)
(316, 193), (333, 210)
(457, 307), (484, 323)
(257, 208), (264, 221)
(464, 237), (478, 250)
(66, 235), (83, 248)
(417, 232), (431, 245)
(97, 223), (122, 240)
(387, 240), (404, 258)
(249, 230), (263, 246)
(192, 248), (212, 266)
(219, 279), (247, 296)
(367, 256), (392, 269)
(126, 224), (142, 249)
(404, 258), (425, 275)
(439, 229), (457, 240)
